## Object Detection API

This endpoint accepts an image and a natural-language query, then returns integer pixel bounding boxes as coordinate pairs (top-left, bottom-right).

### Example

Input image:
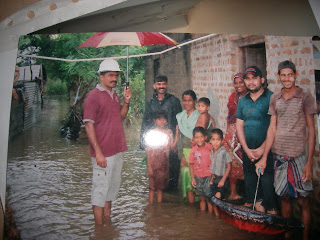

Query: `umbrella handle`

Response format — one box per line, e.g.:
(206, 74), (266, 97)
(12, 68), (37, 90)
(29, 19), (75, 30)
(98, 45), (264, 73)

(253, 168), (261, 211)
(126, 45), (129, 89)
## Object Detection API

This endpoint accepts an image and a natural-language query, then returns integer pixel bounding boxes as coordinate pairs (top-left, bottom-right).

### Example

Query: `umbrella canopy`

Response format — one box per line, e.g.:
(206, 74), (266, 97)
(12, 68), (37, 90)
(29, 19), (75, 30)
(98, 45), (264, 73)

(78, 32), (178, 48)
(78, 32), (178, 86)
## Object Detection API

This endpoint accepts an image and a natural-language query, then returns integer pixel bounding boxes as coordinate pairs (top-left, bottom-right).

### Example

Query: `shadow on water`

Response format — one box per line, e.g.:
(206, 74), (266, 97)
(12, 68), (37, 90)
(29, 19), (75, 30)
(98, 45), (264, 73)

(7, 96), (280, 240)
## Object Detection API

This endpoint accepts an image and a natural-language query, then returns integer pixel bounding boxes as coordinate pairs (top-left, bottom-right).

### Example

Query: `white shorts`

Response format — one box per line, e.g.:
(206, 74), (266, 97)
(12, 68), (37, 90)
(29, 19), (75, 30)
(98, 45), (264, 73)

(91, 152), (124, 207)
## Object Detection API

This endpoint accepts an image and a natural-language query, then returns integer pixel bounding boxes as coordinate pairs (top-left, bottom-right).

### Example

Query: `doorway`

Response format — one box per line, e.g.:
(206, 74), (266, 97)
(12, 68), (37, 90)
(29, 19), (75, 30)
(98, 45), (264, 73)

(239, 43), (267, 77)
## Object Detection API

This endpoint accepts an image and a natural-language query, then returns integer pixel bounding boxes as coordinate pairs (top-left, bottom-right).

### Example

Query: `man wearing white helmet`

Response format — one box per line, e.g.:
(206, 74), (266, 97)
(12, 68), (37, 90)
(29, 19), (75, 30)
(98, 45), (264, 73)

(83, 58), (132, 225)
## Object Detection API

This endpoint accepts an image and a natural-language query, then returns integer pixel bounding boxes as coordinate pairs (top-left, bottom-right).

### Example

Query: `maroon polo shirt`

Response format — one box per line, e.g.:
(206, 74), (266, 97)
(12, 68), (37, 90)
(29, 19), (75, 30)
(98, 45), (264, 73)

(83, 85), (127, 157)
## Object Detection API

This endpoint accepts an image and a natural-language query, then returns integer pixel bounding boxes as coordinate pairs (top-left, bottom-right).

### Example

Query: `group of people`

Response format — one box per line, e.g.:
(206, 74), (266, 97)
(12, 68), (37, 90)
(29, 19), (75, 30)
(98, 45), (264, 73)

(83, 58), (316, 240)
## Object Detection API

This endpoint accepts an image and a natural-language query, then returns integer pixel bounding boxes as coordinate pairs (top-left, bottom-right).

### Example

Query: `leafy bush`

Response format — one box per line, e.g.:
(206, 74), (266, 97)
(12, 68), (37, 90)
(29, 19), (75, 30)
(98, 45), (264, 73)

(129, 71), (146, 118)
(46, 79), (67, 95)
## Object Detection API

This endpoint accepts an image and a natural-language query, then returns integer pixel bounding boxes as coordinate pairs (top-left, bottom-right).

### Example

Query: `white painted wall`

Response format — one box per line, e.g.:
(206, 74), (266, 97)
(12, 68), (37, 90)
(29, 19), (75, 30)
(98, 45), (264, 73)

(0, 48), (18, 210)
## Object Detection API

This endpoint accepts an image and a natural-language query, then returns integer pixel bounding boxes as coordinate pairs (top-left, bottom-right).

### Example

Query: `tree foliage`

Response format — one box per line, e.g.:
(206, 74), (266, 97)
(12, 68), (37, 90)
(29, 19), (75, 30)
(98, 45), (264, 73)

(18, 33), (147, 121)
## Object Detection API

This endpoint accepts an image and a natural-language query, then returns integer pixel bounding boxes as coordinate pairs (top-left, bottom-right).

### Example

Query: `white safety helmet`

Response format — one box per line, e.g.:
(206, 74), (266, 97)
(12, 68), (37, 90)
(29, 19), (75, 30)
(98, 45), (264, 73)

(97, 58), (122, 74)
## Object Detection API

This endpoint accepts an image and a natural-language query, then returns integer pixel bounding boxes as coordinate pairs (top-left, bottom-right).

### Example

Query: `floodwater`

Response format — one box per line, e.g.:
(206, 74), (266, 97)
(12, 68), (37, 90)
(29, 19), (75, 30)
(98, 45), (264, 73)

(6, 97), (278, 240)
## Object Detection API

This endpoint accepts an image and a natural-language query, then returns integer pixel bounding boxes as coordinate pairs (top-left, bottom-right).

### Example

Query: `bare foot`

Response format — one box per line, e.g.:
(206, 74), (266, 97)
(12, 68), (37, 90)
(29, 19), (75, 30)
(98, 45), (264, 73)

(243, 202), (253, 208)
(228, 194), (242, 200)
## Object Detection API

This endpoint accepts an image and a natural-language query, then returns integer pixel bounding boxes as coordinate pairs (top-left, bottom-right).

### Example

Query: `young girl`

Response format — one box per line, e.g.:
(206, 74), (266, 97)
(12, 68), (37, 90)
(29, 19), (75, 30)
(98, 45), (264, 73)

(144, 110), (178, 204)
(189, 126), (213, 212)
(209, 128), (231, 216)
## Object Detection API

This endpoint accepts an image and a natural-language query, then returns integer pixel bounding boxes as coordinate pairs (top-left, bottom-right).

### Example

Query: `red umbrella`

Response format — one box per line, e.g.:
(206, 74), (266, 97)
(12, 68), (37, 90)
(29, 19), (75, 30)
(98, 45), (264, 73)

(78, 32), (178, 85)
(78, 32), (178, 48)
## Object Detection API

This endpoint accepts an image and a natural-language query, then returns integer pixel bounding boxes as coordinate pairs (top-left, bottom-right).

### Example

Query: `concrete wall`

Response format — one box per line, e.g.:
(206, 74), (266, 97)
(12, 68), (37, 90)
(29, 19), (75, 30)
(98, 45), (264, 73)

(145, 41), (191, 102)
(9, 99), (24, 140)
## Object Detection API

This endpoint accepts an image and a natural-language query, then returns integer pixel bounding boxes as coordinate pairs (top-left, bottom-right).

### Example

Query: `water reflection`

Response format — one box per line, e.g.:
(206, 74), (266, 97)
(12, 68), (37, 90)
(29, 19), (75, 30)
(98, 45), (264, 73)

(7, 97), (278, 240)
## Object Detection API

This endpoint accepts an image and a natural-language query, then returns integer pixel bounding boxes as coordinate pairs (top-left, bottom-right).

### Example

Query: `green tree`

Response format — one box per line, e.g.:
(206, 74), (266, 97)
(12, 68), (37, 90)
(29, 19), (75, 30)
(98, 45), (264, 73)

(18, 33), (147, 122)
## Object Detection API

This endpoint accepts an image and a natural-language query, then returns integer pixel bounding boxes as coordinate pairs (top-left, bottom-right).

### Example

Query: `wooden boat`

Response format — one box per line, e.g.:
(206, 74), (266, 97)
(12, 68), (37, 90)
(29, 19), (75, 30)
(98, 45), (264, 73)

(211, 196), (304, 235)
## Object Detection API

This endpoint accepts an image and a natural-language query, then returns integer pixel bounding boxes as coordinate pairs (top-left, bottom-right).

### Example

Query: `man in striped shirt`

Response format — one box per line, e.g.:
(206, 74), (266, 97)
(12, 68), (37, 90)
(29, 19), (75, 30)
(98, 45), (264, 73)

(256, 60), (316, 240)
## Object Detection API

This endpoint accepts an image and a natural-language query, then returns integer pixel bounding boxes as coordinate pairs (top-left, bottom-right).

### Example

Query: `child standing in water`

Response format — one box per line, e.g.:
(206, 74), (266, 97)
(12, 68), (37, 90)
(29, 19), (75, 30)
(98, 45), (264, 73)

(209, 128), (232, 216)
(196, 97), (216, 129)
(189, 127), (213, 212)
(145, 110), (178, 204)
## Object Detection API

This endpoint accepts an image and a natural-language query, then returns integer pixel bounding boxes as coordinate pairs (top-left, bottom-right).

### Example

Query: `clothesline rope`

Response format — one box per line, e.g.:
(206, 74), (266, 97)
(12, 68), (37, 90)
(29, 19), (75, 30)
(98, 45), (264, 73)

(17, 33), (217, 62)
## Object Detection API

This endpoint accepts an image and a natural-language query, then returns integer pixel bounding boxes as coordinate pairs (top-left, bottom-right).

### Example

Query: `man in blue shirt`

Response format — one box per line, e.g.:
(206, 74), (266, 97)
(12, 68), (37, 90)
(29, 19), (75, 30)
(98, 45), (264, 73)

(236, 66), (277, 214)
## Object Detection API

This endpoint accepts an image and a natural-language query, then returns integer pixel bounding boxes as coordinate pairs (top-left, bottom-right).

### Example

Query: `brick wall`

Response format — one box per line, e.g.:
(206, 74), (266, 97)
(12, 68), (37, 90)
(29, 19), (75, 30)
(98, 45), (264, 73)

(265, 36), (315, 94)
(190, 34), (236, 130)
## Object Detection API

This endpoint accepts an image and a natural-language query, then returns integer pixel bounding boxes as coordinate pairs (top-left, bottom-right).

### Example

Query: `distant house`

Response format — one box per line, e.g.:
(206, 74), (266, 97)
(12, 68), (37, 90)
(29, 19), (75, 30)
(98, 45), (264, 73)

(9, 64), (46, 139)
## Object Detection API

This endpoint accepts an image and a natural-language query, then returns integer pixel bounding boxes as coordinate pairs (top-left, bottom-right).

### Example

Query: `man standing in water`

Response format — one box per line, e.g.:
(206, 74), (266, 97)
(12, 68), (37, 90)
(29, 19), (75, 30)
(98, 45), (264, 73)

(236, 66), (278, 214)
(83, 58), (132, 225)
(256, 60), (316, 240)
(140, 75), (182, 191)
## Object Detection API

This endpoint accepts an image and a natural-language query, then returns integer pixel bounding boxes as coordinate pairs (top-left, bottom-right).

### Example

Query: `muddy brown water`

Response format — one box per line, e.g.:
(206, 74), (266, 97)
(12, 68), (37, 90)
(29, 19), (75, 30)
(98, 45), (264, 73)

(6, 97), (279, 240)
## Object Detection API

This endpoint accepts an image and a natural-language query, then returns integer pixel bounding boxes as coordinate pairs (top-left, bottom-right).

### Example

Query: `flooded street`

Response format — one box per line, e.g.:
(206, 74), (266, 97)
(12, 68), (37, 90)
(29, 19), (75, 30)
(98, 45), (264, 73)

(6, 97), (278, 240)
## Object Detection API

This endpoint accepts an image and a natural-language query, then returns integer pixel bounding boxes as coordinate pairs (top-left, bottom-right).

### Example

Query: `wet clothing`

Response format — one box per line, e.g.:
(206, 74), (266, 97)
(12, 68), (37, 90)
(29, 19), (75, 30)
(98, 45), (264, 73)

(224, 92), (244, 183)
(210, 176), (230, 199)
(243, 155), (277, 211)
(140, 92), (181, 190)
(176, 110), (200, 200)
(236, 89), (273, 149)
(268, 87), (316, 199)
(242, 151), (277, 210)
(318, 113), (320, 144)
(210, 146), (232, 177)
(83, 84), (127, 157)
(227, 91), (241, 125)
(84, 84), (127, 207)
(236, 89), (277, 211)
(180, 148), (195, 200)
(268, 87), (316, 157)
(194, 176), (211, 197)
(91, 153), (123, 207)
(176, 110), (200, 141)
(140, 92), (181, 149)
(210, 146), (231, 199)
(145, 129), (171, 191)
(274, 153), (313, 198)
(189, 143), (212, 178)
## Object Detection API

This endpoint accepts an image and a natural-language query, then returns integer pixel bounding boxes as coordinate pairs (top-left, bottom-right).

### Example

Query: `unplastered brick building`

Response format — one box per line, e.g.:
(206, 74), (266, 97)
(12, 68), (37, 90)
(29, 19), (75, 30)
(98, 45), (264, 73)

(145, 33), (320, 225)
